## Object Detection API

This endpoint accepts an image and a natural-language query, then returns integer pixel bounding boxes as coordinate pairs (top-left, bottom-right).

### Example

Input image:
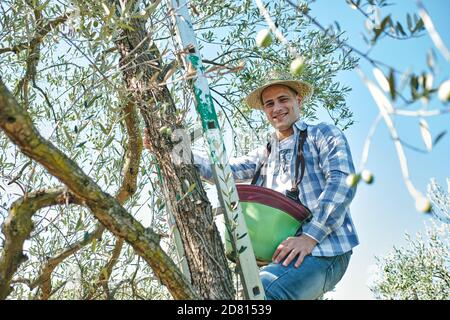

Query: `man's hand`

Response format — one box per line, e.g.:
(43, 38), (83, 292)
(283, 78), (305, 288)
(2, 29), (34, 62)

(143, 128), (151, 150)
(272, 234), (318, 268)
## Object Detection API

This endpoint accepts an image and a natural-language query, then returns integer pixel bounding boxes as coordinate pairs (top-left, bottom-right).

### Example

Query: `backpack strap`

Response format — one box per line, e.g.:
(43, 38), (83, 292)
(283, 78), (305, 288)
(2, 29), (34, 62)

(291, 129), (307, 192)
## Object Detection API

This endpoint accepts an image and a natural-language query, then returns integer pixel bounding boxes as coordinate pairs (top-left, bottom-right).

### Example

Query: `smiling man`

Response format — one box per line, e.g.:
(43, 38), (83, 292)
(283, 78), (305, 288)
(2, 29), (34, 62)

(191, 71), (359, 300)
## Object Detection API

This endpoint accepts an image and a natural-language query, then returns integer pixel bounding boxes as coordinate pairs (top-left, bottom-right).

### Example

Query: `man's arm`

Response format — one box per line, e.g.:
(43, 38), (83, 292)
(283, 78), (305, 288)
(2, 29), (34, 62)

(143, 127), (265, 183)
(192, 146), (265, 184)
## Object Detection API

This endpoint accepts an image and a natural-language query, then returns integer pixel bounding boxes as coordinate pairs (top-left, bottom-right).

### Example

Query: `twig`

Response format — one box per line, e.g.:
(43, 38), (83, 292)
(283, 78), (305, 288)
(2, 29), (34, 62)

(360, 113), (382, 171)
(417, 0), (450, 62)
(357, 67), (420, 199)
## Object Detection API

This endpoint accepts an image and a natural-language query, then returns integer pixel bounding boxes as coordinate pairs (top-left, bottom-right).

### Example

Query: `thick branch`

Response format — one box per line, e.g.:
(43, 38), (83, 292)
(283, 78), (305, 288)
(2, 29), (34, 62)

(115, 101), (143, 204)
(0, 80), (197, 299)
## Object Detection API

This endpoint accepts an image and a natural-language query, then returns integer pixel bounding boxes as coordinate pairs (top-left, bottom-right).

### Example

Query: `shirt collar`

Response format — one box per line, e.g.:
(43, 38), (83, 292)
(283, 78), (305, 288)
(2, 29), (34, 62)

(293, 118), (307, 132)
(269, 118), (307, 141)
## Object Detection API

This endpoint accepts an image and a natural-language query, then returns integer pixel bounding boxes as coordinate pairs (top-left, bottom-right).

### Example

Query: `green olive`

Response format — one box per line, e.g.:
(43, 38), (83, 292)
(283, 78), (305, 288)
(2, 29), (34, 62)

(346, 173), (360, 187)
(415, 196), (432, 213)
(361, 170), (374, 184)
(290, 57), (305, 76)
(159, 126), (172, 138)
(256, 29), (272, 48)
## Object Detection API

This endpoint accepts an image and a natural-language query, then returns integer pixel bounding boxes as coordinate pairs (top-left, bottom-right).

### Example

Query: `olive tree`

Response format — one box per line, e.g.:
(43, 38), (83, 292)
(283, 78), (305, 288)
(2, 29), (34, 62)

(0, 0), (354, 299)
(370, 178), (449, 299)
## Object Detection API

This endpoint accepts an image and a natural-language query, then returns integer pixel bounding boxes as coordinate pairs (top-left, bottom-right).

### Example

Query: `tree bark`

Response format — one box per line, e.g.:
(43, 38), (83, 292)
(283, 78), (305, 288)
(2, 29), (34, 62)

(0, 80), (197, 299)
(115, 11), (235, 299)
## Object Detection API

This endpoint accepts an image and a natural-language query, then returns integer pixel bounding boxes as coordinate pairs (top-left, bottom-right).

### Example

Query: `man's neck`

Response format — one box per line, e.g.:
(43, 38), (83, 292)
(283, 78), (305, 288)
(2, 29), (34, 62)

(276, 127), (294, 140)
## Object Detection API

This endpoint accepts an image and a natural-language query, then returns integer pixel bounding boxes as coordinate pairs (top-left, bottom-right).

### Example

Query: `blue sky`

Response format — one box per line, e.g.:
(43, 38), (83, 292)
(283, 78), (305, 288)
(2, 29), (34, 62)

(204, 0), (449, 299)
(305, 0), (450, 299)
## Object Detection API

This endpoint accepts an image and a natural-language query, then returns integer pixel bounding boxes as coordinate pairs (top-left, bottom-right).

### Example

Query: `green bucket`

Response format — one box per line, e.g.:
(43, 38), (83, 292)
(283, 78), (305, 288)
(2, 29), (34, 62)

(224, 185), (310, 264)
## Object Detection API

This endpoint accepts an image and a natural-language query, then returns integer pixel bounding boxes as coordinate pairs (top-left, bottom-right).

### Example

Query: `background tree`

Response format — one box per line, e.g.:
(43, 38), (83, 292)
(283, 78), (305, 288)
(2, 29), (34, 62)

(369, 178), (449, 299)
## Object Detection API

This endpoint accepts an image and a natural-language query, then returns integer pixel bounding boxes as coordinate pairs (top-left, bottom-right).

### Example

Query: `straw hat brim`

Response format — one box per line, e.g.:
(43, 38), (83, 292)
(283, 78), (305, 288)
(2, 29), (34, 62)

(245, 80), (313, 110)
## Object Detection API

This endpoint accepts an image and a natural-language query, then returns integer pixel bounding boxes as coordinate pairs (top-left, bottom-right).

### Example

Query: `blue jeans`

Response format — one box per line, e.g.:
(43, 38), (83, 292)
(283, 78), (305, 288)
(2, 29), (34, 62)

(260, 251), (352, 300)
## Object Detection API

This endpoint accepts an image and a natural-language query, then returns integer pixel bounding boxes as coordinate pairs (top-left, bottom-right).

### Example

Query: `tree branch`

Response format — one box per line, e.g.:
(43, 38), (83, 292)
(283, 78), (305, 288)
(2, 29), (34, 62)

(15, 9), (69, 110)
(0, 188), (81, 299)
(97, 238), (124, 299)
(115, 101), (143, 204)
(30, 223), (104, 299)
(87, 100), (143, 299)
(0, 15), (69, 55)
(0, 79), (197, 299)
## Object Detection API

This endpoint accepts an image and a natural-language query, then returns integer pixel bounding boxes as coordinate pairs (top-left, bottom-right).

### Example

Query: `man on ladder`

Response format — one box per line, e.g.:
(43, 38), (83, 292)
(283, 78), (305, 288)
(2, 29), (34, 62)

(156, 0), (359, 300)
(193, 71), (359, 300)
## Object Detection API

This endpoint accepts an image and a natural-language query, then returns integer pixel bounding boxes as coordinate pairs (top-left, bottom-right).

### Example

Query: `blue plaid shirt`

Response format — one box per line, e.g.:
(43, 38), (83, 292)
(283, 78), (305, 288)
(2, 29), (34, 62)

(193, 119), (359, 257)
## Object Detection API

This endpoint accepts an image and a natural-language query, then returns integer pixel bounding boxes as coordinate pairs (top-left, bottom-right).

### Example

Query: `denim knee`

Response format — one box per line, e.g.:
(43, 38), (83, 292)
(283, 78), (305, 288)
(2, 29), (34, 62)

(260, 251), (352, 300)
(260, 256), (326, 300)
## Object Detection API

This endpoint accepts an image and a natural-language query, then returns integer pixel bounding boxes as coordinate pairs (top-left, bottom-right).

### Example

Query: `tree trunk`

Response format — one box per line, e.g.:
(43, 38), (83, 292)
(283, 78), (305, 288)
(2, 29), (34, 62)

(114, 12), (235, 299)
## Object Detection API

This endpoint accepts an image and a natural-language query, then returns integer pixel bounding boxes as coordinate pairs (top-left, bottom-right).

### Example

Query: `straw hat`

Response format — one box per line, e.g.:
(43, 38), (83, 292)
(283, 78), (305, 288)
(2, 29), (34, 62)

(245, 71), (313, 109)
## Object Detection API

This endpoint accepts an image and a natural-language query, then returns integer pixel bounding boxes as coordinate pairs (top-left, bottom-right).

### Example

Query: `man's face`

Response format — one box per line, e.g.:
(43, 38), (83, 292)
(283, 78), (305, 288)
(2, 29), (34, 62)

(261, 85), (302, 132)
